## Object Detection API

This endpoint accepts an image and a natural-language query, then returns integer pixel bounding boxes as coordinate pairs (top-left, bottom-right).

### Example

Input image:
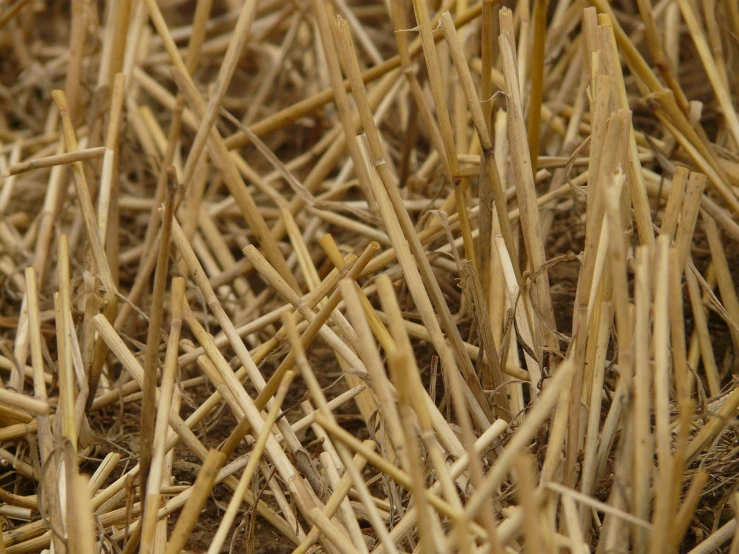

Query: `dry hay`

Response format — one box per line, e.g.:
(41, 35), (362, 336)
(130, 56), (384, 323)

(1, 0), (739, 553)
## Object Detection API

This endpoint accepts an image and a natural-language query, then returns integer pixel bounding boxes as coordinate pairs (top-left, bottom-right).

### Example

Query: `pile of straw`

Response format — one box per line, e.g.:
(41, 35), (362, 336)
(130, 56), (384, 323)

(1, 0), (739, 552)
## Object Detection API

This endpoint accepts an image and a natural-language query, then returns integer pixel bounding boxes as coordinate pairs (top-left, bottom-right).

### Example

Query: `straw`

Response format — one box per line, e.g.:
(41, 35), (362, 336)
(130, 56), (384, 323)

(2, 2), (739, 552)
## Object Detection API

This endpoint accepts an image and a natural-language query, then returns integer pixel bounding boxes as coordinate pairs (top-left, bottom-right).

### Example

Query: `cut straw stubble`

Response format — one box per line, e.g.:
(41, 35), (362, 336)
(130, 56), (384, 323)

(0, 387), (48, 417)
(170, 67), (299, 292)
(632, 246), (654, 553)
(377, 277), (467, 549)
(139, 278), (185, 554)
(220, 3), (486, 151)
(5, 2), (739, 553)
(89, 314), (299, 543)
(25, 266), (66, 554)
(499, 23), (558, 359)
(206, 370), (296, 554)
(334, 15), (493, 427)
(356, 132), (491, 429)
(440, 11), (522, 286)
(282, 312), (393, 554)
(139, 169), (176, 508)
(463, 359), (575, 522)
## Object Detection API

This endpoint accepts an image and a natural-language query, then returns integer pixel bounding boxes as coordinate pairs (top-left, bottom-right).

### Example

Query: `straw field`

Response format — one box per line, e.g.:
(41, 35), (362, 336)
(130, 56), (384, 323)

(1, 0), (739, 552)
